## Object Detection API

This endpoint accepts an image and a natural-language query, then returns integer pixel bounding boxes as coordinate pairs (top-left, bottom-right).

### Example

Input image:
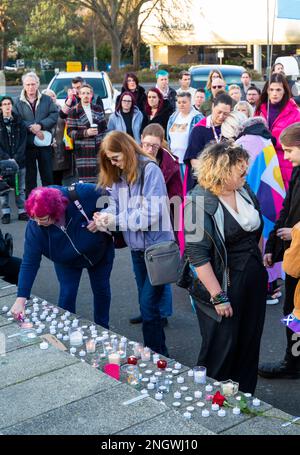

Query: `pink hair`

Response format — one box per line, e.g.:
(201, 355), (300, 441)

(25, 187), (69, 221)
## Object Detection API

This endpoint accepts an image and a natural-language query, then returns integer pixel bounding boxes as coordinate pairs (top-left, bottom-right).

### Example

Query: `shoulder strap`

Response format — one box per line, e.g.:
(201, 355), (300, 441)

(139, 160), (156, 196)
(67, 184), (90, 223)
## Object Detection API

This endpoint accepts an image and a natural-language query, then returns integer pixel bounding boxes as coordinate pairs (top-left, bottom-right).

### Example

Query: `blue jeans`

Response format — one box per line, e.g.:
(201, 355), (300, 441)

(54, 244), (114, 329)
(131, 250), (168, 356)
(0, 167), (26, 214)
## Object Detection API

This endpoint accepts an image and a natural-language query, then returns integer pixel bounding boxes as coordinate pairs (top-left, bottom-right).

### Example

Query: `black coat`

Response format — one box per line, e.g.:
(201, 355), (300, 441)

(144, 99), (173, 136)
(116, 85), (147, 113)
(0, 112), (27, 168)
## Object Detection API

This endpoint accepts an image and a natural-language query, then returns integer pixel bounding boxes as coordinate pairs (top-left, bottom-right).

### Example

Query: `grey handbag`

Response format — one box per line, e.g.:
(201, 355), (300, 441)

(144, 240), (181, 286)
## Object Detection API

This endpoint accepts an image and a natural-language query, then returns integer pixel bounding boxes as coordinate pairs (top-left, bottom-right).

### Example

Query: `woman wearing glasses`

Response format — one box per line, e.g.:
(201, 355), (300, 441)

(11, 184), (114, 328)
(143, 88), (173, 134)
(94, 131), (174, 356)
(107, 91), (144, 143)
(201, 77), (226, 117)
(184, 141), (268, 393)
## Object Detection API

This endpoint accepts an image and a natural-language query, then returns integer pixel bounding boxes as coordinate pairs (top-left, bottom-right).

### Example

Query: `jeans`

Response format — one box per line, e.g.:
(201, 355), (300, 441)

(54, 244), (114, 329)
(0, 168), (26, 214)
(131, 250), (168, 356)
(25, 145), (53, 197)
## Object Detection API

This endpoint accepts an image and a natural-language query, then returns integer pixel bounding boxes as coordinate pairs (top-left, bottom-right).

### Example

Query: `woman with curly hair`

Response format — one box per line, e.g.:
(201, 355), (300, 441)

(184, 141), (268, 393)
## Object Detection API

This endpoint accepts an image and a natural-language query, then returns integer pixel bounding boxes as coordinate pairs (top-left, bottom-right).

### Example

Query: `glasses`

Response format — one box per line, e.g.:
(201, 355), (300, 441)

(122, 99), (132, 103)
(212, 85), (224, 89)
(141, 142), (160, 152)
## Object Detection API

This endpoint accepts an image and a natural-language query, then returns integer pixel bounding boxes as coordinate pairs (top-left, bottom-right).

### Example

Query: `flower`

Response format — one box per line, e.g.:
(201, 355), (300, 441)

(212, 391), (226, 406)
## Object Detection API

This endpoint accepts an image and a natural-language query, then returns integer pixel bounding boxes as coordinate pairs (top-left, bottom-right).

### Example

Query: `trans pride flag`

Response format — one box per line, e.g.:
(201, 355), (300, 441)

(236, 134), (286, 281)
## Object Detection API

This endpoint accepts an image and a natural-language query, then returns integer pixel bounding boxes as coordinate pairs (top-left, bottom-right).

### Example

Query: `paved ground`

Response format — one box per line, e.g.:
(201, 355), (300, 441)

(3, 203), (300, 418)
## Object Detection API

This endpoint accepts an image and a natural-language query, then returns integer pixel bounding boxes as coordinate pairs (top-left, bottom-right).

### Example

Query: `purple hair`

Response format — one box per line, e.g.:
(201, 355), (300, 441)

(145, 87), (164, 116)
(25, 187), (69, 221)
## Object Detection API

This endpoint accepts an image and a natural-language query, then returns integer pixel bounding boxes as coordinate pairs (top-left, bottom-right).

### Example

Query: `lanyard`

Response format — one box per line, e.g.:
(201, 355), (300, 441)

(211, 124), (222, 143)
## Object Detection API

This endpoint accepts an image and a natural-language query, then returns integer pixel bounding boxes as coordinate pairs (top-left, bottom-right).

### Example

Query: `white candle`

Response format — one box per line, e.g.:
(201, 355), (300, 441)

(218, 409), (226, 417)
(212, 403), (219, 411)
(63, 335), (69, 341)
(174, 391), (181, 399)
(50, 328), (56, 335)
(57, 333), (63, 339)
(155, 392), (163, 400)
(57, 322), (64, 329)
(172, 402), (181, 407)
(185, 396), (193, 402)
(85, 339), (96, 353)
(177, 376), (184, 384)
(70, 347), (76, 354)
(108, 351), (120, 365)
(39, 341), (49, 350)
(188, 370), (194, 377)
(196, 401), (205, 408)
(65, 311), (71, 317)
(205, 385), (213, 392)
(174, 362), (182, 370)
(147, 383), (155, 390)
(202, 410), (210, 417)
(233, 407), (241, 415)
(79, 350), (86, 357)
(152, 353), (160, 363)
(141, 347), (151, 361)
(180, 386), (188, 392)
(46, 317), (52, 322)
(70, 331), (83, 347)
(183, 411), (191, 419)
(194, 391), (202, 399)
(252, 398), (261, 407)
(187, 406), (195, 412)
(244, 393), (252, 398)
(53, 308), (59, 314)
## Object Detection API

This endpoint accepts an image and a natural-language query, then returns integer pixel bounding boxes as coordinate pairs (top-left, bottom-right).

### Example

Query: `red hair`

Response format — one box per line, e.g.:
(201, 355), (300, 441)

(145, 87), (164, 116)
(25, 187), (69, 221)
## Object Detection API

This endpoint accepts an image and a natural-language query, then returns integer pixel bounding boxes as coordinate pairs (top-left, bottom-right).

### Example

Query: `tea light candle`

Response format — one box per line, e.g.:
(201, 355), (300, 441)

(185, 396), (193, 402)
(57, 333), (63, 339)
(147, 383), (155, 390)
(141, 389), (148, 395)
(64, 320), (71, 326)
(61, 315), (66, 321)
(53, 308), (59, 314)
(155, 392), (163, 401)
(42, 300), (48, 305)
(145, 369), (152, 375)
(33, 297), (39, 303)
(108, 351), (120, 365)
(218, 409), (226, 417)
(174, 362), (182, 370)
(177, 376), (184, 384)
(141, 347), (151, 361)
(172, 402), (181, 407)
(236, 396), (242, 401)
(89, 324), (96, 332)
(32, 317), (38, 323)
(154, 371), (162, 377)
(85, 339), (96, 353)
(142, 377), (149, 383)
(72, 320), (79, 328)
(70, 347), (76, 354)
(205, 385), (213, 392)
(46, 317), (52, 323)
(244, 393), (252, 398)
(174, 391), (181, 399)
(25, 309), (31, 315)
(183, 411), (191, 419)
(180, 386), (188, 392)
(50, 314), (56, 320)
(79, 350), (86, 357)
(50, 328), (56, 335)
(187, 406), (195, 412)
(65, 311), (71, 317)
(39, 341), (49, 350)
(188, 370), (194, 377)
(252, 398), (261, 407)
(202, 410), (210, 417)
(150, 376), (157, 384)
(166, 368), (173, 373)
(63, 326), (69, 333)
(233, 407), (241, 415)
(39, 323), (45, 330)
(197, 401), (205, 408)
(63, 335), (69, 341)
(36, 328), (42, 334)
(194, 391), (202, 399)
(51, 320), (57, 326)
(24, 318), (30, 323)
(40, 315), (46, 321)
(139, 363), (147, 369)
(172, 369), (179, 375)
(212, 403), (219, 411)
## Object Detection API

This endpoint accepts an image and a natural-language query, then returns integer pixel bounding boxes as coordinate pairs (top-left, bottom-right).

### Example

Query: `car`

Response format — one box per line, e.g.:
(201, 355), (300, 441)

(274, 55), (300, 77)
(189, 64), (247, 89)
(47, 71), (119, 115)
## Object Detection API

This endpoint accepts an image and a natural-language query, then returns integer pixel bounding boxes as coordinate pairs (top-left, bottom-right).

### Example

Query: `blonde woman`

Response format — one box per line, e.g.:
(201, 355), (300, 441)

(234, 101), (254, 118)
(184, 141), (267, 393)
(94, 131), (174, 356)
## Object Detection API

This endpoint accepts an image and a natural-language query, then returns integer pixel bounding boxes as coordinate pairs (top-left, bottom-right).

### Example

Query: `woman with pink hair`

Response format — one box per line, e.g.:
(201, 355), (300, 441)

(11, 183), (114, 328)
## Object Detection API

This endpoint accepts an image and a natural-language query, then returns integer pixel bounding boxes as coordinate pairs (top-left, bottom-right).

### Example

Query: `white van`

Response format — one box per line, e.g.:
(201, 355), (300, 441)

(275, 56), (300, 78)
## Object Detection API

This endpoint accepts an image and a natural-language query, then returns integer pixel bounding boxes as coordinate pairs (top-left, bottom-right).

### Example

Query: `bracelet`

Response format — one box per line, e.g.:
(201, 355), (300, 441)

(210, 290), (230, 306)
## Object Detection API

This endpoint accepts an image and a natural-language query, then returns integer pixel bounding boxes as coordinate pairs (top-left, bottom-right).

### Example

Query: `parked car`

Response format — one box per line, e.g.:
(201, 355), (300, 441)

(189, 64), (247, 89)
(275, 55), (300, 77)
(47, 71), (119, 115)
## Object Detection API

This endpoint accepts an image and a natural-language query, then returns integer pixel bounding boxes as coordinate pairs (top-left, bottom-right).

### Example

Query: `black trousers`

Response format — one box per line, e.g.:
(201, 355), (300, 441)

(25, 146), (53, 197)
(0, 256), (21, 284)
(196, 256), (268, 394)
(283, 274), (300, 365)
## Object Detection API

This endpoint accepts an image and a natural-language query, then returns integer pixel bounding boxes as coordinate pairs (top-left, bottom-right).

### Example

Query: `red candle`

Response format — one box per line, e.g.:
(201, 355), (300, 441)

(127, 355), (138, 365)
(157, 359), (167, 369)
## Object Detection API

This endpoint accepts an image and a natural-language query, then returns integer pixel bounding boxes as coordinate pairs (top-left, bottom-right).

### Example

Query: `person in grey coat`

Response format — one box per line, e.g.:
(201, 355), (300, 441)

(14, 72), (58, 197)
(107, 92), (144, 144)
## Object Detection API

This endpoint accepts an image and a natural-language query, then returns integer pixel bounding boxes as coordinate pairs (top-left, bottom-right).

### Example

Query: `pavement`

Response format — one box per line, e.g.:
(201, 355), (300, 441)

(2, 202), (300, 419)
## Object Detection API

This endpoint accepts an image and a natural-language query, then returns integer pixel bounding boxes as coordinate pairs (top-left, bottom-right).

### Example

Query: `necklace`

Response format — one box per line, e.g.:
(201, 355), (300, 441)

(211, 123), (222, 143)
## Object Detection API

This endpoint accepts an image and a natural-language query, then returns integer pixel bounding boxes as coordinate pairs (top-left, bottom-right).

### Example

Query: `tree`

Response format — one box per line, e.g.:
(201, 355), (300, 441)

(66, 0), (153, 72)
(21, 1), (82, 61)
(0, 0), (36, 68)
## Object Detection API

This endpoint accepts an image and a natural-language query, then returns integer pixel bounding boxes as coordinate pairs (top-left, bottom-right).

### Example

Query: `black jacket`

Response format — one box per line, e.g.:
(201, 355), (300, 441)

(184, 182), (261, 320)
(116, 85), (147, 113)
(265, 166), (300, 260)
(0, 112), (27, 168)
(144, 99), (173, 135)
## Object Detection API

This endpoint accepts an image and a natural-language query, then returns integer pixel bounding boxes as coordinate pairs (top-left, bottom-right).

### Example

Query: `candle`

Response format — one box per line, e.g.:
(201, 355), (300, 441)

(50, 328), (56, 335)
(65, 311), (71, 317)
(150, 376), (157, 384)
(139, 363), (147, 369)
(63, 335), (69, 341)
(64, 320), (70, 326)
(33, 298), (39, 304)
(46, 317), (52, 323)
(155, 392), (163, 401)
(142, 377), (149, 383)
(188, 370), (194, 377)
(39, 323), (45, 330)
(141, 389), (148, 395)
(63, 326), (69, 333)
(174, 362), (182, 370)
(108, 352), (120, 365)
(218, 409), (226, 417)
(85, 339), (96, 353)
(145, 369), (153, 375)
(183, 411), (191, 419)
(141, 347), (151, 361)
(212, 403), (220, 411)
(72, 320), (79, 328)
(79, 350), (86, 357)
(39, 341), (49, 350)
(147, 383), (155, 390)
(53, 308), (59, 314)
(185, 396), (193, 402)
(61, 315), (66, 321)
(36, 328), (42, 334)
(157, 359), (167, 370)
(172, 402), (181, 407)
(193, 366), (207, 384)
(127, 356), (138, 365)
(89, 324), (96, 332)
(233, 407), (241, 415)
(187, 406), (195, 412)
(180, 386), (188, 392)
(177, 376), (184, 384)
(174, 391), (181, 399)
(42, 300), (48, 305)
(40, 315), (46, 321)
(152, 353), (160, 364)
(133, 342), (144, 358)
(57, 333), (63, 339)
(69, 329), (83, 347)
(205, 385), (213, 392)
(194, 391), (202, 399)
(252, 398), (261, 407)
(244, 393), (252, 398)
(57, 322), (63, 329)
(70, 347), (76, 354)
(25, 309), (31, 315)
(196, 401), (205, 408)
(202, 410), (210, 417)
(51, 314), (57, 320)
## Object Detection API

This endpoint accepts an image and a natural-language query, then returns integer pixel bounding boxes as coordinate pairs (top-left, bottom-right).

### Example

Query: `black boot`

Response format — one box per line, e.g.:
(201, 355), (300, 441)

(129, 315), (143, 324)
(258, 357), (300, 379)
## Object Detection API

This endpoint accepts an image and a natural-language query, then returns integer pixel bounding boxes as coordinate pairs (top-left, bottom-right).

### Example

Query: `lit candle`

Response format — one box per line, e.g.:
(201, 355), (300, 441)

(89, 324), (96, 332)
(65, 311), (71, 317)
(174, 362), (182, 370)
(177, 376), (184, 384)
(212, 403), (219, 411)
(233, 407), (241, 415)
(25, 309), (31, 315)
(197, 402), (205, 408)
(63, 335), (69, 341)
(205, 385), (213, 392)
(193, 366), (206, 384)
(187, 406), (195, 412)
(57, 333), (63, 339)
(70, 347), (76, 354)
(174, 391), (181, 399)
(172, 402), (181, 407)
(155, 392), (163, 401)
(202, 410), (210, 417)
(133, 343), (144, 358)
(183, 411), (191, 419)
(141, 347), (151, 361)
(194, 391), (202, 399)
(252, 398), (261, 407)
(218, 409), (226, 417)
(108, 351), (120, 365)
(39, 341), (49, 350)
(147, 382), (155, 390)
(188, 370), (194, 377)
(152, 353), (160, 364)
(185, 396), (193, 402)
(72, 320), (79, 328)
(53, 308), (59, 314)
(63, 326), (69, 333)
(79, 350), (86, 357)
(57, 322), (64, 329)
(64, 320), (71, 326)
(180, 386), (188, 392)
(85, 339), (96, 353)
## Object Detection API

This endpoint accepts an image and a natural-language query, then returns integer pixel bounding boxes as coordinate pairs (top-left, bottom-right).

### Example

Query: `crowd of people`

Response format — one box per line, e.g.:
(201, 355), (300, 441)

(2, 64), (300, 393)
